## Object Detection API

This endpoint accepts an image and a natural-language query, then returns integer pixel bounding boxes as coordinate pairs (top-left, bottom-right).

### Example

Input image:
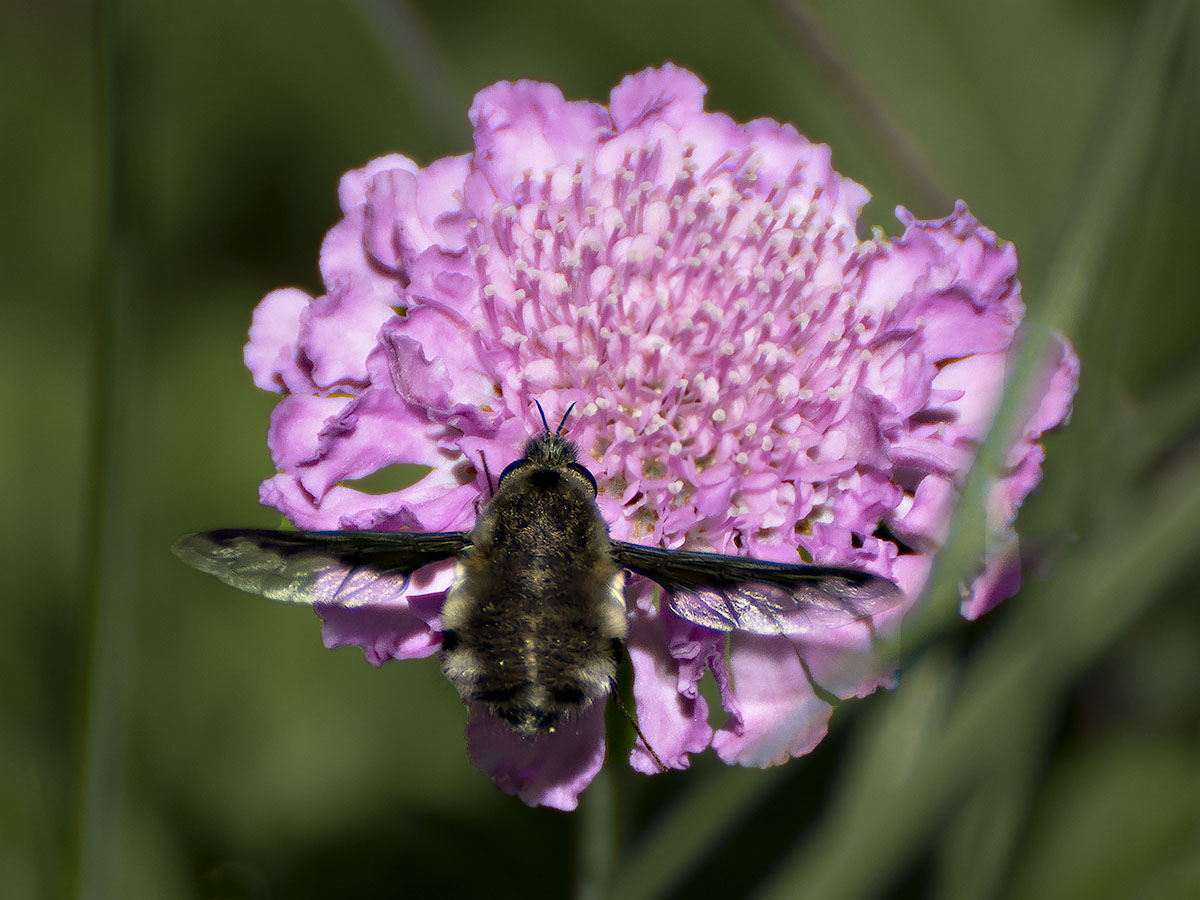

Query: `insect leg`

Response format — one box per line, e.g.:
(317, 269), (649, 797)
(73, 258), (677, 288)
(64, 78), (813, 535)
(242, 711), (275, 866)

(613, 691), (668, 773)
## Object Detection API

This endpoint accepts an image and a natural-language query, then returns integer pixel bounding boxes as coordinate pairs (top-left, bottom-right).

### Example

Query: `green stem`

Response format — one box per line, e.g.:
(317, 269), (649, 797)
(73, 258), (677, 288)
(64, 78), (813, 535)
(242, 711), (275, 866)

(72, 0), (134, 897)
(575, 761), (617, 900)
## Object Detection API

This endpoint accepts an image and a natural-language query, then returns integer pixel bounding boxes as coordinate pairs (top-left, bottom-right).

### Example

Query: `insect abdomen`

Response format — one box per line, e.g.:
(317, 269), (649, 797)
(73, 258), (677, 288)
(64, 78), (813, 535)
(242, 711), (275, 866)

(441, 552), (625, 734)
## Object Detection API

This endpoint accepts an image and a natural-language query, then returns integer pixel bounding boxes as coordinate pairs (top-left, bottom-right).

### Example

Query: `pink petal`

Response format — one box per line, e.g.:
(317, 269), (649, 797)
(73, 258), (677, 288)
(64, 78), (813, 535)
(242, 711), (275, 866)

(469, 79), (609, 195)
(464, 703), (607, 811)
(317, 562), (455, 664)
(608, 63), (708, 131)
(712, 633), (832, 767)
(626, 606), (716, 773)
(245, 288), (313, 393)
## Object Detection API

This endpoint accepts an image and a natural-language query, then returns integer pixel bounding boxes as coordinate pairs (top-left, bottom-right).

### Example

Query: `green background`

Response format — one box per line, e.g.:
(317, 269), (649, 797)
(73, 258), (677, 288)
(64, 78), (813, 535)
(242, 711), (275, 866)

(5, 0), (1199, 897)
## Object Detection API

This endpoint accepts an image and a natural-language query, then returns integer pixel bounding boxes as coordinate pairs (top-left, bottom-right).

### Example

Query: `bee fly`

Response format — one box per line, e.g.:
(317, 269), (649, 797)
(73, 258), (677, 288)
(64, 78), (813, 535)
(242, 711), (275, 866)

(174, 406), (904, 739)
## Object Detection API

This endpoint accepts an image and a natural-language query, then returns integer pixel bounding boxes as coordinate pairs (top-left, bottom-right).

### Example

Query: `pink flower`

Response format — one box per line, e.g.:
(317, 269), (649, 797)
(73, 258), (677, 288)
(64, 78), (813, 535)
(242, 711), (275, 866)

(245, 64), (1078, 809)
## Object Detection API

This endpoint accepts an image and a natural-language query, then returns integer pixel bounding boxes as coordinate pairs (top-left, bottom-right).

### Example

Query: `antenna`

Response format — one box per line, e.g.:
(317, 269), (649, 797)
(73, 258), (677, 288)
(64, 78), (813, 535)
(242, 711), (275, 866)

(533, 400), (576, 436)
(479, 451), (496, 498)
(555, 402), (576, 435)
(534, 400), (552, 434)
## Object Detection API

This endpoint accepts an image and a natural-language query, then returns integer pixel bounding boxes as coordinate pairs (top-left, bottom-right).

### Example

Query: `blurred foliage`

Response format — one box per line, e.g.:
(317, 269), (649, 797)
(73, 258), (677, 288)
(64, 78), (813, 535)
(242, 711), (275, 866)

(4, 0), (1199, 898)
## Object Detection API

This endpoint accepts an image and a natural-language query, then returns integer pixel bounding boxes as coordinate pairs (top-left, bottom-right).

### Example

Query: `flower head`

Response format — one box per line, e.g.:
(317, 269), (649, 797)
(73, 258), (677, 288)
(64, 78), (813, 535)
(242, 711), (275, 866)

(245, 64), (1079, 809)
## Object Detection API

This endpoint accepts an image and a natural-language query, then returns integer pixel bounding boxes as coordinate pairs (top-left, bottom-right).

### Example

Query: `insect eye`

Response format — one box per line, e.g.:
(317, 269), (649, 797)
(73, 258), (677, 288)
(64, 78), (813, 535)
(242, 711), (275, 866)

(568, 463), (597, 496)
(498, 459), (530, 484)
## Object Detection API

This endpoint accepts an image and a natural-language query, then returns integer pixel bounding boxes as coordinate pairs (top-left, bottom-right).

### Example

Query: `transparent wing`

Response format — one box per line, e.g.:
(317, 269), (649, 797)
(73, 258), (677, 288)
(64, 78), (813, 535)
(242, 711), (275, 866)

(610, 541), (904, 635)
(173, 529), (470, 607)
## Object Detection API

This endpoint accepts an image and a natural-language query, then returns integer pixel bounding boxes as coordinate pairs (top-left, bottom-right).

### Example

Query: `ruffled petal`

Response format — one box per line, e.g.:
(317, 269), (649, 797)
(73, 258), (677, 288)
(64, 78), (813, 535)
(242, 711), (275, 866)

(469, 80), (610, 195)
(317, 562), (455, 664)
(712, 633), (833, 767)
(245, 288), (314, 393)
(464, 703), (607, 811)
(626, 604), (717, 773)
(608, 63), (708, 131)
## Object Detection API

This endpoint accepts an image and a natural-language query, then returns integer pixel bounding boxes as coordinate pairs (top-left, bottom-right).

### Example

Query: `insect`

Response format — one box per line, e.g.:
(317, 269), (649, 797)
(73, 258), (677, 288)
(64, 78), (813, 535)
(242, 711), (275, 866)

(174, 407), (903, 739)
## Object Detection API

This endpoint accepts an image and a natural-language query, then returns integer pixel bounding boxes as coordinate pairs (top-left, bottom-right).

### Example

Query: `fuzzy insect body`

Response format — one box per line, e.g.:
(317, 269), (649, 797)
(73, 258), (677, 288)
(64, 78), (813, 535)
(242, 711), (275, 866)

(440, 433), (625, 734)
(174, 423), (904, 737)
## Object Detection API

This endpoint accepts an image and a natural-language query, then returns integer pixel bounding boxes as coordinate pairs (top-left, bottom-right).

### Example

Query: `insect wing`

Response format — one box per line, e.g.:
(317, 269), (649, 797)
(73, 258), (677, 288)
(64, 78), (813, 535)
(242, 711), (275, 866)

(173, 529), (470, 607)
(610, 542), (904, 635)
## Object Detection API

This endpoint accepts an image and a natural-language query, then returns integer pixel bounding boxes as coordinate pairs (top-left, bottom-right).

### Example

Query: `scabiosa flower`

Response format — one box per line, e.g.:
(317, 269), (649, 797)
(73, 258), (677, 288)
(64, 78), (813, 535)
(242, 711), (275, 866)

(245, 64), (1078, 809)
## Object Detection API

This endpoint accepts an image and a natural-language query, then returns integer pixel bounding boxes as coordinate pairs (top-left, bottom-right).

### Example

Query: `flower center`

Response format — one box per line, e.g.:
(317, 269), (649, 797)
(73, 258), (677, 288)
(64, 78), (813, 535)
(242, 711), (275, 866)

(466, 141), (880, 542)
